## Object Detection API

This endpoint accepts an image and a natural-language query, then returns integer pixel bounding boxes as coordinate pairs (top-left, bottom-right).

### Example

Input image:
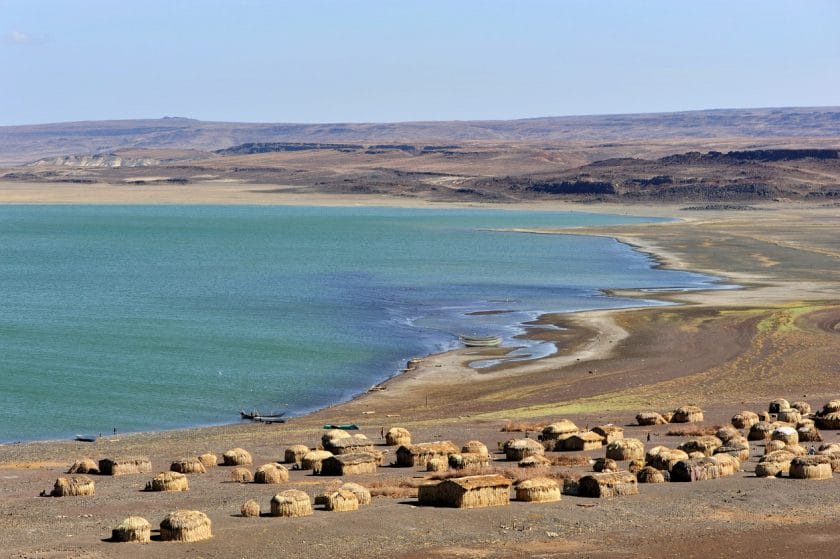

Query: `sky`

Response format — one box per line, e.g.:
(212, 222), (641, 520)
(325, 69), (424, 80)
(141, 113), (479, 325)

(1, 0), (839, 126)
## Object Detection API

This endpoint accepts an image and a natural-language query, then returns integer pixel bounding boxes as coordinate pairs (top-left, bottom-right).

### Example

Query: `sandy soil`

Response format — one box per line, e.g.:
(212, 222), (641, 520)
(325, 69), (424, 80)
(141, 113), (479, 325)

(1, 194), (838, 558)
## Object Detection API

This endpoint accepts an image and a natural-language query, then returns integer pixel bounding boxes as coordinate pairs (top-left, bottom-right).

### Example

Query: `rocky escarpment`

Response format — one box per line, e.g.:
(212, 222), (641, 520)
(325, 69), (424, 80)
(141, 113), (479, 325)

(27, 153), (160, 168)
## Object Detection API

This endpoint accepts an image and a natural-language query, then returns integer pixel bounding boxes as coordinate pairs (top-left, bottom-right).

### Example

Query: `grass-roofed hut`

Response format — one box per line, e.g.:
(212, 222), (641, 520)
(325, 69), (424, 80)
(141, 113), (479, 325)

(159, 510), (212, 542)
(319, 453), (378, 476)
(578, 472), (638, 498)
(418, 474), (511, 509)
(99, 457), (152, 476)
(396, 441), (459, 468)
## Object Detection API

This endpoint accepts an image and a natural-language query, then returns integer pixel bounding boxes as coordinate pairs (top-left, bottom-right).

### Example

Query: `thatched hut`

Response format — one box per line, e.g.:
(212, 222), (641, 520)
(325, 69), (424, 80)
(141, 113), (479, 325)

(461, 440), (489, 456)
(325, 489), (359, 512)
(776, 408), (801, 424)
(731, 411), (760, 429)
(771, 426), (799, 445)
(823, 400), (840, 414)
(670, 458), (721, 482)
(145, 471), (189, 492)
(565, 432), (604, 452)
(98, 457), (152, 476)
(159, 510), (212, 542)
(385, 427), (411, 447)
(418, 474), (511, 508)
(230, 467), (253, 483)
(111, 516), (150, 543)
(504, 438), (545, 461)
(321, 429), (352, 447)
(636, 466), (665, 484)
(796, 421), (822, 443)
(769, 398), (790, 414)
(540, 420), (579, 450)
(592, 424), (624, 444)
(606, 438), (645, 461)
(426, 457), (448, 472)
(198, 453), (217, 468)
(578, 472), (638, 498)
(671, 405), (704, 423)
(67, 458), (98, 475)
(817, 447), (840, 472)
(715, 426), (740, 443)
(714, 454), (741, 476)
(319, 453), (379, 476)
(789, 456), (833, 479)
(593, 458), (619, 473)
(449, 452), (491, 470)
(270, 489), (313, 517)
(300, 450), (333, 473)
(340, 482), (372, 505)
(678, 436), (723, 457)
(324, 434), (374, 455)
(254, 463), (289, 484)
(748, 421), (778, 441)
(170, 458), (206, 474)
(284, 445), (310, 466)
(519, 455), (552, 468)
(636, 411), (667, 426)
(815, 412), (840, 430)
(714, 442), (750, 462)
(755, 450), (796, 477)
(628, 459), (646, 474)
(645, 446), (689, 471)
(515, 478), (561, 503)
(240, 499), (260, 518)
(396, 441), (459, 468)
(50, 476), (95, 497)
(222, 448), (252, 466)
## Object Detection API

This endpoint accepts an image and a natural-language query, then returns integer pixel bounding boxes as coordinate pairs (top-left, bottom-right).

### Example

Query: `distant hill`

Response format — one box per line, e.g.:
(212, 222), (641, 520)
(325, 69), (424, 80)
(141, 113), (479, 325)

(1, 107), (840, 165)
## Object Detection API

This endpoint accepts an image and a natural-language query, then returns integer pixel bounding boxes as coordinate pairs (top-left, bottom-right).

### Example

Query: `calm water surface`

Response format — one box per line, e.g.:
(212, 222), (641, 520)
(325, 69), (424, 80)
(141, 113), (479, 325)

(0, 205), (721, 442)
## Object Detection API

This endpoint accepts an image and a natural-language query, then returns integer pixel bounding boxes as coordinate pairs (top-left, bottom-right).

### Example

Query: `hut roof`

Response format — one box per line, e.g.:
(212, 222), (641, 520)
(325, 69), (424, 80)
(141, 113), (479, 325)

(542, 419), (579, 436)
(324, 452), (378, 465)
(401, 441), (459, 455)
(439, 474), (511, 491)
(571, 432), (604, 443)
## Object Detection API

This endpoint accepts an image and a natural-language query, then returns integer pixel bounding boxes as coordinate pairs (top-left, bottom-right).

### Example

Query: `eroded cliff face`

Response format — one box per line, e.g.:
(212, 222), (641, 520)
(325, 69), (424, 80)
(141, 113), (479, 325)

(27, 153), (160, 168)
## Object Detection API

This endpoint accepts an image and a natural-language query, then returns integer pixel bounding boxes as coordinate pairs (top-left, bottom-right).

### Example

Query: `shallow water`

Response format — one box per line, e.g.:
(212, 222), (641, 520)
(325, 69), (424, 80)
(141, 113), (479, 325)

(0, 205), (721, 442)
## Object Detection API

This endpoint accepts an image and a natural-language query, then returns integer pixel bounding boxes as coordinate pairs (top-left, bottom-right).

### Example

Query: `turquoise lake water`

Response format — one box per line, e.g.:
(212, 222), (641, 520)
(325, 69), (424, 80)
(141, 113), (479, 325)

(0, 205), (722, 442)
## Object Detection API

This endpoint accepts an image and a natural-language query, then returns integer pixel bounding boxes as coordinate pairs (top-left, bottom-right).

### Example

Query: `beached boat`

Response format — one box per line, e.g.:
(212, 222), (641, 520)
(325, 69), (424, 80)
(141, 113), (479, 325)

(74, 434), (98, 442)
(240, 410), (286, 421)
(459, 334), (503, 347)
(323, 423), (360, 430)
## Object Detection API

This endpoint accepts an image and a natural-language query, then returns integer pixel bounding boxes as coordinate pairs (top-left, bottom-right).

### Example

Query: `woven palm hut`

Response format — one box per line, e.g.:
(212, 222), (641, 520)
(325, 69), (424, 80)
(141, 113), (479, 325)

(755, 450), (796, 477)
(636, 411), (667, 426)
(606, 438), (645, 461)
(815, 412), (840, 429)
(769, 398), (790, 414)
(301, 450), (333, 472)
(67, 458), (98, 475)
(823, 400), (840, 414)
(593, 458), (619, 473)
(98, 457), (152, 476)
(145, 471), (189, 492)
(678, 436), (723, 457)
(565, 432), (604, 452)
(418, 474), (511, 508)
(50, 476), (95, 497)
(159, 510), (212, 542)
(254, 463), (289, 484)
(240, 499), (261, 518)
(284, 445), (310, 466)
(817, 447), (840, 472)
(324, 434), (374, 455)
(645, 446), (689, 471)
(771, 426), (799, 445)
(449, 452), (491, 469)
(796, 421), (823, 443)
(111, 516), (151, 543)
(670, 458), (721, 482)
(540, 420), (580, 450)
(230, 467), (253, 483)
(578, 472), (638, 498)
(714, 454), (741, 477)
(325, 489), (359, 512)
(270, 489), (313, 517)
(321, 429), (352, 447)
(426, 457), (448, 472)
(628, 459), (646, 474)
(222, 448), (252, 466)
(731, 411), (760, 429)
(636, 466), (665, 484)
(715, 426), (740, 443)
(385, 427), (412, 447)
(789, 456), (833, 479)
(519, 455), (552, 468)
(671, 405), (704, 423)
(504, 438), (545, 461)
(461, 440), (489, 456)
(592, 424), (624, 444)
(715, 443), (750, 462)
(396, 441), (459, 468)
(319, 453), (378, 476)
(340, 482), (372, 505)
(776, 408), (801, 424)
(748, 421), (778, 441)
(758, 411), (772, 422)
(515, 477), (561, 503)
(170, 458), (207, 474)
(198, 453), (217, 468)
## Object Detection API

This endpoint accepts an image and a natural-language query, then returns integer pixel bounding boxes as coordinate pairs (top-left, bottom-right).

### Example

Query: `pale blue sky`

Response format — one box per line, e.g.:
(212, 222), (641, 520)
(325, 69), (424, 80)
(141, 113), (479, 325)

(2, 0), (838, 125)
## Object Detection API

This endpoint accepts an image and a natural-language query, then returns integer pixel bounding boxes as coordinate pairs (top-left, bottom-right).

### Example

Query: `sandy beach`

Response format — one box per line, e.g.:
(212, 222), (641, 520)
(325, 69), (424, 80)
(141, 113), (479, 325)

(1, 190), (838, 558)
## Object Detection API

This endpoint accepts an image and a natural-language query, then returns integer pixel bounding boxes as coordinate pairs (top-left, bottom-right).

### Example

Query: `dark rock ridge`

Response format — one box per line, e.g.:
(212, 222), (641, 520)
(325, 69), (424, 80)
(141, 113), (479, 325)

(660, 149), (839, 164)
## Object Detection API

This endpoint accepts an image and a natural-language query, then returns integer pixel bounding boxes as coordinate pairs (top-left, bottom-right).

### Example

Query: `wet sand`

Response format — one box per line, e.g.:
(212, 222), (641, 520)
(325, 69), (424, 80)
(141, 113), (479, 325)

(1, 193), (838, 558)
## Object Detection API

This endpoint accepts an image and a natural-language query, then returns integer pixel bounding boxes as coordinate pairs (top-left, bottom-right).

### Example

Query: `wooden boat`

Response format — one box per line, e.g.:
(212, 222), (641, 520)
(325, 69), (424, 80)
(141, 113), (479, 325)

(74, 434), (98, 442)
(459, 334), (502, 347)
(240, 410), (286, 421)
(322, 423), (360, 430)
